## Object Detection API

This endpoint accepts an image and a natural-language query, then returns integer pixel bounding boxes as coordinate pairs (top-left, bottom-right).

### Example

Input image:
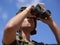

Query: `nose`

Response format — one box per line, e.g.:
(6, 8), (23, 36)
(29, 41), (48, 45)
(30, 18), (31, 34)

(24, 18), (31, 26)
(22, 19), (31, 26)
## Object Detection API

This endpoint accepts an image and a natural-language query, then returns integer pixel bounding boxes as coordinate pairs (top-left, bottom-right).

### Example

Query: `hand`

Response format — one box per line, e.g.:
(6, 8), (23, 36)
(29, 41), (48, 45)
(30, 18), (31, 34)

(20, 5), (36, 18)
(37, 16), (53, 25)
(25, 5), (36, 18)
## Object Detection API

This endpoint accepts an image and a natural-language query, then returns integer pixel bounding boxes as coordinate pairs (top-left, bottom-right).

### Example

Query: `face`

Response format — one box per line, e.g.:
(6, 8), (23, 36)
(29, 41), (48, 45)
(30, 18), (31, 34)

(20, 17), (35, 31)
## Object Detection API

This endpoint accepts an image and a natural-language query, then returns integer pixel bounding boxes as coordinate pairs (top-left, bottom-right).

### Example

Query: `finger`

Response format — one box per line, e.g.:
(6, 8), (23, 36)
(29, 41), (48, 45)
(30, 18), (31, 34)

(21, 5), (34, 15)
(25, 5), (34, 12)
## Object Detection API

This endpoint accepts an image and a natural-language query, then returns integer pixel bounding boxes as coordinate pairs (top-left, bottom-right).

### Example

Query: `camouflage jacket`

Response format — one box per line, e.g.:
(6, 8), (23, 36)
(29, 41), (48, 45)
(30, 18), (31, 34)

(3, 34), (57, 45)
(16, 34), (45, 45)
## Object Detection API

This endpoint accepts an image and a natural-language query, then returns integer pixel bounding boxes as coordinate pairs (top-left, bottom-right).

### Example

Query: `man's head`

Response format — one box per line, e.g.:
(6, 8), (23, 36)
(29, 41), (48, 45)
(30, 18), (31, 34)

(20, 17), (37, 35)
(16, 8), (37, 35)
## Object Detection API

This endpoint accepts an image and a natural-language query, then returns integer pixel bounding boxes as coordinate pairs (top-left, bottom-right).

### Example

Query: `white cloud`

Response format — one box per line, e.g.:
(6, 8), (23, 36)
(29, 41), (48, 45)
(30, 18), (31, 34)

(2, 12), (8, 21)
(31, 0), (40, 5)
(16, 0), (42, 8)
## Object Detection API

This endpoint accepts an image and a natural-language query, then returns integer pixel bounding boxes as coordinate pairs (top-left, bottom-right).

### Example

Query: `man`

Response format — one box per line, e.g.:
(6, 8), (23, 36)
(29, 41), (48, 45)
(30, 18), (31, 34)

(2, 5), (60, 45)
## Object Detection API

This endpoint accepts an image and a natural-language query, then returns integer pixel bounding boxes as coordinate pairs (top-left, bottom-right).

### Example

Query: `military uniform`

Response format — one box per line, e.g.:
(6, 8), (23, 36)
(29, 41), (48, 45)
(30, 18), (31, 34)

(3, 34), (58, 45)
(16, 34), (45, 45)
(3, 34), (45, 45)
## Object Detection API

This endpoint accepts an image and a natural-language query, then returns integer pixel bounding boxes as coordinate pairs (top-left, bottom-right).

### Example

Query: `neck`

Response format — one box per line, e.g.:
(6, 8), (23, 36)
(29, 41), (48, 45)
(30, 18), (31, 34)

(20, 30), (30, 42)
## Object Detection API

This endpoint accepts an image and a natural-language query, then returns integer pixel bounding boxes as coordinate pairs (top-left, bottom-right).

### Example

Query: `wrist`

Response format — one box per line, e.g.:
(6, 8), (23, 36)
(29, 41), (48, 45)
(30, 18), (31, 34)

(48, 21), (55, 27)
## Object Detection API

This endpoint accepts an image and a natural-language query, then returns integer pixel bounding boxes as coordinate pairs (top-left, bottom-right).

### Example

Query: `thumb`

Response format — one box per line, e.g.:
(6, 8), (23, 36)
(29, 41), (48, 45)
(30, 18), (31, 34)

(25, 5), (34, 12)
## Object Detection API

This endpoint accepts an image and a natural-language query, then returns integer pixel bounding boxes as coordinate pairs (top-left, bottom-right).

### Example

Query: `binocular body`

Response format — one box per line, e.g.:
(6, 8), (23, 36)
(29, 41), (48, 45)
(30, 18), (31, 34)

(17, 4), (51, 19)
(16, 4), (51, 35)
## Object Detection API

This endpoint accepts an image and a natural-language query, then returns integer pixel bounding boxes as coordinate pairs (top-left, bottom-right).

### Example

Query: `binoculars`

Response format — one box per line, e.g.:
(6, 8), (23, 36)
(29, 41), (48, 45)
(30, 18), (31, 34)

(17, 4), (51, 19)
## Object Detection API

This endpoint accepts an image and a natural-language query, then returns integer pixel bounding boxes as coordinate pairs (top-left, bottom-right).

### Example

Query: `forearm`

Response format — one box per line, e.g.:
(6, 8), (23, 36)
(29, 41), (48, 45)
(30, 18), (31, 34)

(7, 10), (29, 30)
(48, 21), (60, 44)
(5, 5), (32, 31)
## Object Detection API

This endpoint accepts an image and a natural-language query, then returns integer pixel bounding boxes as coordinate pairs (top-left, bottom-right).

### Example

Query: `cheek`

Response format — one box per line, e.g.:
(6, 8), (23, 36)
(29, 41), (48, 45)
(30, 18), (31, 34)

(20, 20), (31, 27)
(21, 21), (35, 28)
(30, 21), (34, 26)
(29, 20), (35, 26)
(20, 18), (35, 29)
(21, 22), (30, 27)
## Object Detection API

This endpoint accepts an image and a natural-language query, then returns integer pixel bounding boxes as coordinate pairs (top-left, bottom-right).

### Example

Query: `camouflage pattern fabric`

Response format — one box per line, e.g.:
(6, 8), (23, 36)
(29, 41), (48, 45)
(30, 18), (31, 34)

(16, 34), (45, 45)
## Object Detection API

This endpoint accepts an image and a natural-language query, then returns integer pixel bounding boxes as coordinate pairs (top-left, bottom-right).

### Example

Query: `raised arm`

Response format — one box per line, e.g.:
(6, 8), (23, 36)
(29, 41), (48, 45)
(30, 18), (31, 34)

(48, 20), (60, 45)
(38, 16), (60, 45)
(2, 5), (33, 45)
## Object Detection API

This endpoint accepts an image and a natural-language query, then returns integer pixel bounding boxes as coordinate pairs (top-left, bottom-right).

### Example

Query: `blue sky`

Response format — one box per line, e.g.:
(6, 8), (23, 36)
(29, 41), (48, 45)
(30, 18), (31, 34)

(0, 0), (60, 45)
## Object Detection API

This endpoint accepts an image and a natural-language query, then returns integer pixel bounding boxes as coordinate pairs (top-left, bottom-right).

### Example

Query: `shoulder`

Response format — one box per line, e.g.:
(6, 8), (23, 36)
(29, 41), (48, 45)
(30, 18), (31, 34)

(32, 40), (46, 45)
(32, 40), (58, 45)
